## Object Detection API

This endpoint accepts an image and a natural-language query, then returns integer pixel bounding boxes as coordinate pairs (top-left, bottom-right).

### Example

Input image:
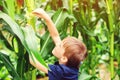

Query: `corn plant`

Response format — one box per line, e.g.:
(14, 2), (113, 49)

(25, 0), (36, 30)
(0, 0), (120, 80)
(105, 0), (115, 79)
(0, 1), (72, 79)
(0, 12), (47, 80)
(73, 0), (120, 80)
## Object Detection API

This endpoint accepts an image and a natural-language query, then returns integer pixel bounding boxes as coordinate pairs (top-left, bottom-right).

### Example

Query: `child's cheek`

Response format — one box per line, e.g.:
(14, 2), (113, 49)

(52, 47), (61, 58)
(52, 47), (57, 56)
(52, 48), (55, 55)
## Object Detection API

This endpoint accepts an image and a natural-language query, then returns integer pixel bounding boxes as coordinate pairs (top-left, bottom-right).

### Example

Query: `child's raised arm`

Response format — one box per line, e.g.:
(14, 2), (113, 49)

(32, 8), (61, 46)
(29, 8), (62, 74)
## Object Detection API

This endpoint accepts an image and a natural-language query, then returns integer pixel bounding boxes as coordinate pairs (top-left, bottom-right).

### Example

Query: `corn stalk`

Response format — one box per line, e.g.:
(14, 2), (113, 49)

(69, 0), (73, 36)
(106, 0), (115, 79)
(25, 0), (36, 30)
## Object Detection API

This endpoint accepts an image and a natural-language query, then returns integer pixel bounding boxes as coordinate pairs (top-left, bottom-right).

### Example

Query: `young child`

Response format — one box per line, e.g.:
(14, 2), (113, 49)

(29, 8), (87, 80)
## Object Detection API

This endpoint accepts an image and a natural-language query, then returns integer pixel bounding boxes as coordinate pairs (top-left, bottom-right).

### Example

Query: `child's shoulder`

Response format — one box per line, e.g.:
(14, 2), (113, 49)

(48, 63), (78, 74)
(48, 63), (79, 80)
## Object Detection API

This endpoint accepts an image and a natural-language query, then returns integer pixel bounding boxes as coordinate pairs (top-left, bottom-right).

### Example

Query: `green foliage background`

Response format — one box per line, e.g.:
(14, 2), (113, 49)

(0, 0), (120, 80)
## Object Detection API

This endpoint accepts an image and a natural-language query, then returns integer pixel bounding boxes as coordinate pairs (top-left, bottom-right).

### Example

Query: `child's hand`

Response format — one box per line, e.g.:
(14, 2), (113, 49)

(33, 8), (61, 46)
(32, 8), (50, 20)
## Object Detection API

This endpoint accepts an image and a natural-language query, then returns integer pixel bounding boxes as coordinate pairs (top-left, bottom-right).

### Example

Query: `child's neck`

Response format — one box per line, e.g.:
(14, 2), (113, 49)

(58, 59), (67, 65)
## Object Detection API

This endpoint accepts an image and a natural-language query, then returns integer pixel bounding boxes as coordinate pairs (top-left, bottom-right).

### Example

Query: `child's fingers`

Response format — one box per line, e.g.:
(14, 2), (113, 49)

(32, 8), (44, 14)
(32, 8), (49, 20)
(32, 8), (46, 18)
(32, 12), (39, 16)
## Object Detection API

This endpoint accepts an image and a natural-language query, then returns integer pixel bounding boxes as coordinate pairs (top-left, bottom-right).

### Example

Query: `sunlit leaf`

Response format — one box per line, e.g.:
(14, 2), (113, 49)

(79, 72), (92, 80)
(22, 26), (47, 68)
(0, 12), (48, 68)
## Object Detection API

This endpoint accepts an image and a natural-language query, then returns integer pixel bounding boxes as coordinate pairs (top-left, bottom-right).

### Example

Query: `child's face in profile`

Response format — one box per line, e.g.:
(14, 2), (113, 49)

(52, 42), (65, 59)
(52, 42), (68, 65)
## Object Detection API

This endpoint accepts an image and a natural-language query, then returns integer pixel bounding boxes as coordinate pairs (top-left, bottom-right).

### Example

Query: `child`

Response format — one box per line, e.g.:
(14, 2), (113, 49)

(29, 8), (87, 80)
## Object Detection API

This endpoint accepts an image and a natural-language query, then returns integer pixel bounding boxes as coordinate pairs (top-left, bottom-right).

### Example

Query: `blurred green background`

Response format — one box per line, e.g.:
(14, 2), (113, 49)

(0, 0), (120, 80)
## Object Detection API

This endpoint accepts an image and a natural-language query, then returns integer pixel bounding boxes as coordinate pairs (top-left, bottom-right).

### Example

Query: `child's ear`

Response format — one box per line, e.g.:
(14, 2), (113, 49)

(60, 56), (68, 63)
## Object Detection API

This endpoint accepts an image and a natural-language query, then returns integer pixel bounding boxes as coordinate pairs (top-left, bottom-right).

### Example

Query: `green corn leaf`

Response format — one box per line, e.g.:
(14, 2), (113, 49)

(22, 26), (38, 53)
(22, 26), (47, 68)
(78, 72), (92, 80)
(0, 52), (20, 79)
(0, 12), (48, 69)
(52, 8), (69, 31)
(40, 31), (53, 58)
(0, 11), (25, 43)
(73, 10), (95, 36)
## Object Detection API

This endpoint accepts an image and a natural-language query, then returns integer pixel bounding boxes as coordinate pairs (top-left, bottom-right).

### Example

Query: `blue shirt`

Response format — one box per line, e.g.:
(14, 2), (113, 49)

(48, 62), (79, 80)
